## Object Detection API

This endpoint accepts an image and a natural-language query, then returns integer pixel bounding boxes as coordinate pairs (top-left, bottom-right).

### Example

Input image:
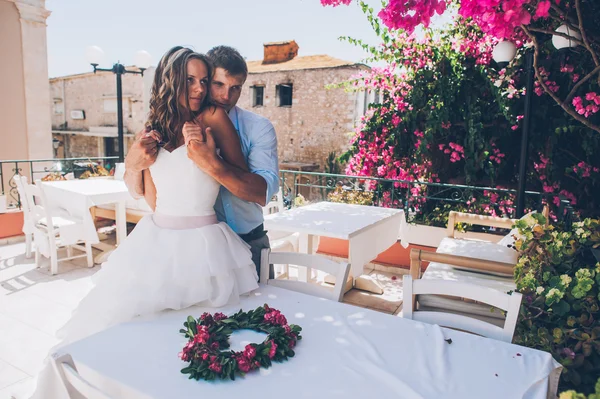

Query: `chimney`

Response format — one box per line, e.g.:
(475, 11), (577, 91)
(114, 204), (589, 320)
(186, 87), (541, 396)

(262, 40), (299, 64)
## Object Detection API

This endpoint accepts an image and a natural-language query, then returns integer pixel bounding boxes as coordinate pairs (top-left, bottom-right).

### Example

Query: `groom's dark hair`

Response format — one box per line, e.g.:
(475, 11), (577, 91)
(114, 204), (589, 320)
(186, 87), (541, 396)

(207, 46), (248, 78)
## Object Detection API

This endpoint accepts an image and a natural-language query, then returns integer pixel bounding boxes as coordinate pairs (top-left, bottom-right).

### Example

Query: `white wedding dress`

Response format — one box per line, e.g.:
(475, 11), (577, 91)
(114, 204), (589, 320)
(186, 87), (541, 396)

(31, 146), (259, 398)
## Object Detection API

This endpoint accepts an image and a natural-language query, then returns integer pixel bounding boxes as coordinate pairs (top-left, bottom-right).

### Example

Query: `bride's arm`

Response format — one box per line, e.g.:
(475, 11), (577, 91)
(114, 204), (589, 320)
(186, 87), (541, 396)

(201, 106), (248, 171)
(142, 169), (157, 211)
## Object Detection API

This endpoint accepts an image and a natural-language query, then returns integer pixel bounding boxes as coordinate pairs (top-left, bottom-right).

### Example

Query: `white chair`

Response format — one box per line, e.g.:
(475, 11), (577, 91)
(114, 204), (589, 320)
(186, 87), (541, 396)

(263, 186), (285, 216)
(263, 189), (298, 252)
(53, 353), (113, 399)
(25, 180), (93, 274)
(13, 175), (34, 258)
(402, 275), (522, 343)
(260, 248), (350, 302)
(263, 187), (300, 276)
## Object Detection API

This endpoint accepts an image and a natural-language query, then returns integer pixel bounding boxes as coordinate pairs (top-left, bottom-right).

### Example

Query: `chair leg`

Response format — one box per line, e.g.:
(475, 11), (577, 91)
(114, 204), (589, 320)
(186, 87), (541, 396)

(25, 234), (32, 258)
(50, 251), (58, 275)
(34, 248), (40, 268)
(85, 242), (93, 268)
(66, 246), (73, 258)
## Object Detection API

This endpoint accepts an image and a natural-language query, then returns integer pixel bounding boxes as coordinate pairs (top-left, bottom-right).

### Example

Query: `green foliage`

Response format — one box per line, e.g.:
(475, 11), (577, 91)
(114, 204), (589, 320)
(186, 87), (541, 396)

(325, 152), (342, 175)
(514, 218), (600, 393)
(559, 377), (600, 399)
(327, 185), (374, 206)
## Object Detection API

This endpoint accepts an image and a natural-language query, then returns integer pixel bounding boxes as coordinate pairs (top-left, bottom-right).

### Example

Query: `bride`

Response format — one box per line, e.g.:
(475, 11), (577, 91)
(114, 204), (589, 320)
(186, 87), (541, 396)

(31, 47), (259, 398)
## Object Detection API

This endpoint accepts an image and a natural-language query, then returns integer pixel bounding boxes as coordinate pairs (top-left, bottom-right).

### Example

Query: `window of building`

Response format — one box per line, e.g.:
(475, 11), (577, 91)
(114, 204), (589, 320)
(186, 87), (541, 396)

(251, 86), (264, 107)
(104, 137), (119, 158)
(53, 100), (64, 115)
(276, 84), (293, 107)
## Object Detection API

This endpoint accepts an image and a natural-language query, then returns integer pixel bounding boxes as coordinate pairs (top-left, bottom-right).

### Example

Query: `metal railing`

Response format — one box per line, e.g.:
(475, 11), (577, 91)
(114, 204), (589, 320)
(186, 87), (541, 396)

(0, 158), (575, 229)
(0, 157), (118, 206)
(279, 170), (575, 229)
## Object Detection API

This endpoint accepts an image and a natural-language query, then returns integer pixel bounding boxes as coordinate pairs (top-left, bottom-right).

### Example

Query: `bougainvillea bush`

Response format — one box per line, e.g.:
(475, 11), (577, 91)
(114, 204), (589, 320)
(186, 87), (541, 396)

(322, 1), (600, 222)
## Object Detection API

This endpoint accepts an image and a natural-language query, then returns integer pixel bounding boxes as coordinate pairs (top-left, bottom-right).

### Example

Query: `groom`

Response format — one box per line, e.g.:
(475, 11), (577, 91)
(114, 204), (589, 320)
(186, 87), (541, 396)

(124, 46), (279, 279)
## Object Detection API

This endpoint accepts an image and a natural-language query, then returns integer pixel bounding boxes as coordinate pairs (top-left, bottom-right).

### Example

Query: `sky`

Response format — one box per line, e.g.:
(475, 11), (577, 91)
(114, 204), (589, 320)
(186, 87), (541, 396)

(45, 0), (386, 78)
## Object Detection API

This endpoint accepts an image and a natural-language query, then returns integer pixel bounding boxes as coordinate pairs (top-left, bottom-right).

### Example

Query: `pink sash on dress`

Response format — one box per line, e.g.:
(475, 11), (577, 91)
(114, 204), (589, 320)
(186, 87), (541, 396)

(152, 213), (218, 230)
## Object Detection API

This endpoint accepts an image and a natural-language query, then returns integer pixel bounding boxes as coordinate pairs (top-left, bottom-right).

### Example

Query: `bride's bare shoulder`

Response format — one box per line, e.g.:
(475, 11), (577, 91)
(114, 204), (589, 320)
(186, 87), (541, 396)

(197, 105), (228, 125)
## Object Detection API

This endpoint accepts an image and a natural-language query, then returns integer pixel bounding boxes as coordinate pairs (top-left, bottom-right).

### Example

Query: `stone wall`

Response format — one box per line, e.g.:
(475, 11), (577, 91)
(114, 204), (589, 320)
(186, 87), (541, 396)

(238, 65), (368, 170)
(49, 71), (146, 134)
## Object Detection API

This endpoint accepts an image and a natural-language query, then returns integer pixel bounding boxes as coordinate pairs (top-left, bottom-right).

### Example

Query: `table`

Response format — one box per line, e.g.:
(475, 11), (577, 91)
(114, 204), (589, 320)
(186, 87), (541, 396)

(42, 179), (131, 263)
(264, 202), (408, 293)
(51, 285), (560, 399)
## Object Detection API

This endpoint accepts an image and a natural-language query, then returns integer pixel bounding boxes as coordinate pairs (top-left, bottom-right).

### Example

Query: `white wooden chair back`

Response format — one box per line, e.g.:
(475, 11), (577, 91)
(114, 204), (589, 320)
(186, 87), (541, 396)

(13, 175), (36, 258)
(13, 175), (32, 215)
(403, 275), (522, 343)
(260, 248), (350, 302)
(263, 187), (285, 215)
(25, 180), (55, 231)
(113, 163), (125, 180)
(53, 353), (113, 399)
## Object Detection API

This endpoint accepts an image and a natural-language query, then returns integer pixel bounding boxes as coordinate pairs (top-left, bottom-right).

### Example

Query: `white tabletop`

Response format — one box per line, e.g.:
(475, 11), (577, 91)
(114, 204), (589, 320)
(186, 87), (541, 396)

(42, 178), (130, 200)
(265, 202), (408, 278)
(264, 202), (404, 240)
(56, 285), (560, 399)
(42, 179), (132, 245)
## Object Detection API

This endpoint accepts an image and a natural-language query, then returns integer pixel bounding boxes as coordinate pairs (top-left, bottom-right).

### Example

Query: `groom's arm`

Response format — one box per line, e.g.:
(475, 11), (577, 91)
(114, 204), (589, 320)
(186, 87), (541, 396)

(123, 128), (161, 198)
(192, 122), (279, 206)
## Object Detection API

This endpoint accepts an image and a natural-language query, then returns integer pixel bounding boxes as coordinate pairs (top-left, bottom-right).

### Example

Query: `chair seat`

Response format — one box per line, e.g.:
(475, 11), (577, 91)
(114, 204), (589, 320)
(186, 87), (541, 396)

(38, 215), (81, 229)
(268, 230), (298, 241)
(420, 262), (516, 320)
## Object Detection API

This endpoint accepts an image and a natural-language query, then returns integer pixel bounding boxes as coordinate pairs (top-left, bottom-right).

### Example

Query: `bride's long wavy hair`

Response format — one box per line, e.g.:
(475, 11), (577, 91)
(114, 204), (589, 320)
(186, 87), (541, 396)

(146, 46), (213, 150)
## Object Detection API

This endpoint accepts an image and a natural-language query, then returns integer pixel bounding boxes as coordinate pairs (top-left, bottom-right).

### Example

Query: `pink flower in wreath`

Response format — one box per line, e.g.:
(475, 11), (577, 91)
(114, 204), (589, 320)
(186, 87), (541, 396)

(268, 340), (278, 359)
(210, 342), (220, 350)
(237, 356), (252, 373)
(200, 312), (214, 325)
(208, 361), (222, 374)
(213, 312), (228, 321)
(179, 341), (195, 361)
(264, 310), (287, 326)
(288, 339), (296, 349)
(243, 344), (257, 360)
(193, 325), (211, 344)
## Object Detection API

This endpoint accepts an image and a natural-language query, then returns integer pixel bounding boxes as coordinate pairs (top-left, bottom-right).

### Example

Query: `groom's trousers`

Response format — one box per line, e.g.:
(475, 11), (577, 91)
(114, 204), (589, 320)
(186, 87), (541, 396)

(242, 233), (273, 282)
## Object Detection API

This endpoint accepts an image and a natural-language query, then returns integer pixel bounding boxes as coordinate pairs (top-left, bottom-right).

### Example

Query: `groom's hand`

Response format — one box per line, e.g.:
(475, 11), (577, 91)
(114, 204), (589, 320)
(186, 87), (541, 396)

(125, 127), (161, 172)
(187, 127), (219, 173)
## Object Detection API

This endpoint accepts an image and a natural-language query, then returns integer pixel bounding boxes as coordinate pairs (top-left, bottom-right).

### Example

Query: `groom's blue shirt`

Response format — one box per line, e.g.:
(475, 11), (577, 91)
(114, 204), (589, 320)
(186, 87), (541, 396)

(214, 106), (279, 235)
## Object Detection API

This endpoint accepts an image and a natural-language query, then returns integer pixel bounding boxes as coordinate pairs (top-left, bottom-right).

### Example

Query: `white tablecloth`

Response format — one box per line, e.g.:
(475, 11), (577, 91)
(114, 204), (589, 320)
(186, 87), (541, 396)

(52, 285), (560, 399)
(42, 179), (131, 245)
(264, 202), (409, 277)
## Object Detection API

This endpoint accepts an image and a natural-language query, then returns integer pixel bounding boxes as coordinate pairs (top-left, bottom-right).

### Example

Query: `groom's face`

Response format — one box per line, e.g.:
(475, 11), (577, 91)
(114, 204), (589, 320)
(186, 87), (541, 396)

(211, 67), (246, 113)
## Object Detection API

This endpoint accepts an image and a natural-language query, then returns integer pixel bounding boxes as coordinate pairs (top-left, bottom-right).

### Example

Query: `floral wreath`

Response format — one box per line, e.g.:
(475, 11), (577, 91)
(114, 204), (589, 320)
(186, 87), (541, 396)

(179, 304), (302, 381)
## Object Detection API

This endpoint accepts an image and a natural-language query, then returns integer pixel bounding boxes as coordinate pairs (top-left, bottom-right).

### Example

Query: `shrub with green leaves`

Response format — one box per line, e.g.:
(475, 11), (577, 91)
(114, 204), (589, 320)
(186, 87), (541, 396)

(514, 216), (600, 393)
(560, 378), (600, 399)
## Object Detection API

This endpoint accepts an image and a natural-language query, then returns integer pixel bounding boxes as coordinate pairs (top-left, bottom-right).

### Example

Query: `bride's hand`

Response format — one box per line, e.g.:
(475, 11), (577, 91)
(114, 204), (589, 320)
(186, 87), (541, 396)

(182, 122), (205, 146)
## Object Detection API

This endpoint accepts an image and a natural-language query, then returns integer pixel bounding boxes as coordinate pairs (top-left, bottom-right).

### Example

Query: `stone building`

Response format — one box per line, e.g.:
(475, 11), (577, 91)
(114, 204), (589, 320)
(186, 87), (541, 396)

(239, 41), (370, 170)
(48, 41), (371, 170)
(49, 68), (153, 159)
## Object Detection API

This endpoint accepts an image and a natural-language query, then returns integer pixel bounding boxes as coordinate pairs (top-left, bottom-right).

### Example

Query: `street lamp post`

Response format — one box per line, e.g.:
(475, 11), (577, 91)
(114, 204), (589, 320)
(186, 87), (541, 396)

(492, 26), (580, 217)
(85, 46), (152, 163)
